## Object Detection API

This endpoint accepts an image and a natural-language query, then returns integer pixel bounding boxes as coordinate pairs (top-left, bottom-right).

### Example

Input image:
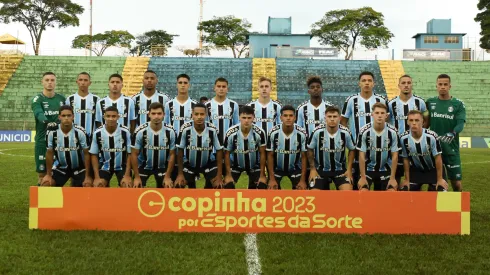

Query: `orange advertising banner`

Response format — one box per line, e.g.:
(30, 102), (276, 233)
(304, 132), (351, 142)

(29, 187), (470, 235)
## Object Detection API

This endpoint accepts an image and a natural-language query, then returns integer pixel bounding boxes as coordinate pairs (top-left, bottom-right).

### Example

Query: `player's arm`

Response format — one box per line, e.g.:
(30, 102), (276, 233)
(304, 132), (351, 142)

(176, 149), (185, 186)
(345, 150), (355, 181)
(224, 150), (234, 184)
(387, 134), (400, 189)
(356, 133), (368, 189)
(42, 149), (55, 186)
(434, 154), (448, 190)
(89, 135), (103, 187)
(298, 151), (308, 190)
(164, 149), (176, 188)
(213, 149), (224, 187)
(82, 148), (92, 187)
(423, 101), (430, 128)
(31, 96), (49, 123)
(95, 101), (102, 129)
(266, 151), (278, 189)
(307, 149), (318, 183)
(340, 99), (351, 127)
(258, 146), (267, 184)
(131, 148), (142, 188)
(130, 120), (136, 134)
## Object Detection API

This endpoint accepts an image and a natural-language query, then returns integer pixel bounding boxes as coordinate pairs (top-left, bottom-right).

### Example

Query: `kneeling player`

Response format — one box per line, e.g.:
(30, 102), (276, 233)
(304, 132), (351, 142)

(224, 106), (267, 189)
(42, 105), (91, 187)
(399, 110), (448, 191)
(90, 106), (132, 187)
(357, 103), (399, 191)
(175, 103), (223, 189)
(308, 106), (356, 190)
(132, 102), (176, 188)
(266, 105), (308, 190)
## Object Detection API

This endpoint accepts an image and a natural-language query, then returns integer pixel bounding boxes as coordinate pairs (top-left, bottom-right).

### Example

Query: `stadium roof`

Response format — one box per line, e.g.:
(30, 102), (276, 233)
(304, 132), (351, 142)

(0, 34), (25, 44)
(412, 33), (467, 38)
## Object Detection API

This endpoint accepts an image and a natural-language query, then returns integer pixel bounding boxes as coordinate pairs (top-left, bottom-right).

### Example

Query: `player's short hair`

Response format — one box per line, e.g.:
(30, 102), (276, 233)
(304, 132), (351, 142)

(149, 102), (164, 112)
(78, 72), (91, 79)
(307, 76), (322, 87)
(398, 74), (411, 83)
(177, 74), (190, 82)
(259, 77), (272, 85)
(59, 105), (74, 115)
(215, 77), (228, 85)
(359, 71), (375, 81)
(42, 72), (56, 78)
(104, 106), (119, 114)
(200, 96), (208, 102)
(239, 105), (255, 116)
(144, 70), (158, 77)
(281, 105), (296, 115)
(407, 110), (423, 119)
(192, 102), (207, 112)
(325, 106), (341, 115)
(371, 102), (388, 112)
(437, 74), (451, 83)
(109, 73), (123, 82)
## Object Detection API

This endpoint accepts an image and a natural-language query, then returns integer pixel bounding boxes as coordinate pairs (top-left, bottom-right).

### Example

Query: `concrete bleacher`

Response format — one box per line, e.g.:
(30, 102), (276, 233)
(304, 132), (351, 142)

(148, 57), (253, 103)
(402, 61), (490, 137)
(0, 56), (126, 130)
(275, 59), (387, 108)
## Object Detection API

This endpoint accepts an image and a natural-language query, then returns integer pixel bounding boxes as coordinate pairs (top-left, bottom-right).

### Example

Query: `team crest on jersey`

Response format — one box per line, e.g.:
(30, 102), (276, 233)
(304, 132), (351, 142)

(73, 138), (78, 144)
(386, 138), (390, 144)
(338, 139), (344, 147)
(294, 140), (299, 146)
(448, 106), (454, 112)
(431, 105), (436, 110)
(60, 101), (64, 106)
(270, 109), (276, 116)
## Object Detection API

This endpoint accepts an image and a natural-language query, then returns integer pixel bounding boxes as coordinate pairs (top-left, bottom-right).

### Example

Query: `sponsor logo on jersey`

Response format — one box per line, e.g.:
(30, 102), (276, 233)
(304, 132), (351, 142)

(431, 112), (454, 120)
(44, 110), (59, 116)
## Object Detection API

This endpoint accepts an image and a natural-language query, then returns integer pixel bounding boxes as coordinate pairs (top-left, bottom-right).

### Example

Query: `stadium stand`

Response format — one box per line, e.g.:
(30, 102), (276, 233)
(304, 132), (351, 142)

(121, 57), (150, 96)
(402, 61), (490, 137)
(0, 56), (126, 130)
(378, 60), (406, 100)
(0, 54), (23, 96)
(252, 58), (278, 100)
(148, 57), (253, 103)
(275, 59), (387, 108)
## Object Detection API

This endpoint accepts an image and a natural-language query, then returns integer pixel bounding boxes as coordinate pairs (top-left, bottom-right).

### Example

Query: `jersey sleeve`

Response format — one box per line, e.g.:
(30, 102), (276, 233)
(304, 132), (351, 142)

(356, 132), (367, 152)
(301, 134), (307, 152)
(125, 132), (132, 153)
(307, 131), (317, 150)
(79, 131), (88, 149)
(419, 100), (427, 112)
(391, 132), (400, 153)
(275, 105), (282, 125)
(259, 129), (267, 147)
(224, 133), (233, 151)
(164, 103), (171, 125)
(387, 102), (395, 125)
(266, 132), (275, 152)
(47, 131), (54, 149)
(89, 134), (99, 155)
(31, 95), (48, 122)
(233, 102), (239, 126)
(169, 130), (176, 151)
(400, 137), (407, 158)
(129, 99), (136, 121)
(213, 130), (223, 150)
(95, 101), (103, 123)
(295, 107), (304, 127)
(456, 100), (466, 122)
(431, 136), (442, 156)
(132, 131), (142, 150)
(65, 97), (70, 106)
(176, 129), (186, 149)
(341, 98), (352, 118)
(345, 133), (356, 151)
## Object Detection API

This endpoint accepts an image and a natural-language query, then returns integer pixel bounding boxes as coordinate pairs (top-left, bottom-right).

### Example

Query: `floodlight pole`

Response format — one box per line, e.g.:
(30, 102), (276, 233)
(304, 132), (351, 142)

(89, 0), (93, 56)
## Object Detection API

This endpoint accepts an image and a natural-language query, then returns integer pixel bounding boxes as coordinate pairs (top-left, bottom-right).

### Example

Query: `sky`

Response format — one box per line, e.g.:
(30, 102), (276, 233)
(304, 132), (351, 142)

(0, 0), (487, 59)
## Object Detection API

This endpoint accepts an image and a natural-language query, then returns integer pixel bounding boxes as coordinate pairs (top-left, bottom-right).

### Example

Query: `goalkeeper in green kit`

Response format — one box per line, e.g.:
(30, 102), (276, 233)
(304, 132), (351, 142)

(31, 72), (66, 186)
(424, 74), (465, 191)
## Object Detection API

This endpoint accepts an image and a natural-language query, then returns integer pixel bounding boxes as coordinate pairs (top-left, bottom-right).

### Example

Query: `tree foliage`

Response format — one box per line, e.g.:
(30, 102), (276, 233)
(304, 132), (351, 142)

(311, 7), (394, 60)
(0, 0), (84, 55)
(130, 30), (177, 56)
(197, 15), (251, 58)
(72, 30), (134, 56)
(475, 0), (490, 49)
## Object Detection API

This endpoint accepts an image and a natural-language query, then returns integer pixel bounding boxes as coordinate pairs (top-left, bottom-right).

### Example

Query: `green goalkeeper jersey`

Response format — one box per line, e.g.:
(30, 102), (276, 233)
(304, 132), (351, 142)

(426, 96), (466, 154)
(31, 92), (66, 144)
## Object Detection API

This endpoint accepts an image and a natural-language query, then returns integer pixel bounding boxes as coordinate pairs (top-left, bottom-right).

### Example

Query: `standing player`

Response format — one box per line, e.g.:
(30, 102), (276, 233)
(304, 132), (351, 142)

(132, 70), (171, 127)
(204, 77), (239, 145)
(399, 110), (448, 191)
(356, 103), (399, 191)
(175, 103), (223, 189)
(246, 77), (282, 135)
(388, 74), (427, 184)
(42, 105), (91, 187)
(164, 74), (197, 134)
(132, 102), (176, 188)
(341, 71), (388, 187)
(296, 76), (335, 137)
(424, 74), (465, 191)
(31, 72), (66, 185)
(66, 72), (100, 138)
(223, 106), (267, 189)
(95, 74), (136, 133)
(90, 106), (132, 187)
(266, 105), (308, 190)
(307, 106), (356, 190)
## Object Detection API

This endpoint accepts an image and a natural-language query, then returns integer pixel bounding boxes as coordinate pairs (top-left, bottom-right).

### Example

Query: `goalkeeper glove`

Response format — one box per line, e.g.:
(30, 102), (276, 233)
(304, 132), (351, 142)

(439, 132), (455, 144)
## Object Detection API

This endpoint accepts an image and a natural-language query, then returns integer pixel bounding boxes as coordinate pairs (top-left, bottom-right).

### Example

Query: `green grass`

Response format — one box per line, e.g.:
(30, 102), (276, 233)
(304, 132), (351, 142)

(1, 143), (489, 274)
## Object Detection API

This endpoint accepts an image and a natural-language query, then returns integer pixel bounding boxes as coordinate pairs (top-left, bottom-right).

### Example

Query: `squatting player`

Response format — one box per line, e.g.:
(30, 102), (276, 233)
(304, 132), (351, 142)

(266, 105), (308, 190)
(399, 110), (448, 191)
(223, 106), (267, 189)
(131, 102), (176, 188)
(357, 103), (399, 191)
(31, 72), (66, 185)
(425, 74), (466, 191)
(308, 106), (356, 190)
(42, 105), (91, 187)
(246, 77), (282, 135)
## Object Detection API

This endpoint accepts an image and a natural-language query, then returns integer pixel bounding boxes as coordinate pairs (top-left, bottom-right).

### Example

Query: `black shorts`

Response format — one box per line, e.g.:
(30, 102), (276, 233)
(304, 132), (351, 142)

(139, 167), (168, 188)
(229, 167), (264, 189)
(310, 170), (351, 190)
(99, 169), (126, 186)
(272, 169), (302, 190)
(181, 161), (218, 189)
(52, 167), (86, 187)
(409, 167), (446, 191)
(366, 171), (392, 191)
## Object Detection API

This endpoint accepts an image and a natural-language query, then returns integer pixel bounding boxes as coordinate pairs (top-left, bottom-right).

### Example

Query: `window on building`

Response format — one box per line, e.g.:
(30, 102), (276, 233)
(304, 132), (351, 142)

(424, 36), (439, 44)
(444, 36), (460, 44)
(270, 44), (278, 47)
(282, 44), (290, 47)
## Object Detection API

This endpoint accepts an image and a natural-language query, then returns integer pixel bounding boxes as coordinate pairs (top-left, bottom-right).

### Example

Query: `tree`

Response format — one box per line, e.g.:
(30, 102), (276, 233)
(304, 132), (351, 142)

(475, 0), (490, 49)
(130, 30), (177, 56)
(197, 15), (251, 58)
(72, 30), (135, 56)
(0, 0), (84, 55)
(311, 7), (394, 60)
(176, 46), (211, 57)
